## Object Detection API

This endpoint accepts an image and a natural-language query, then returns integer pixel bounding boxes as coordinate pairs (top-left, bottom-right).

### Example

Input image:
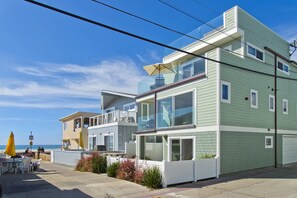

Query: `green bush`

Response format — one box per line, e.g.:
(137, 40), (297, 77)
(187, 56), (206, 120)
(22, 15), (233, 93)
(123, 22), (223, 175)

(92, 154), (107, 174)
(107, 162), (120, 177)
(200, 153), (216, 159)
(143, 166), (162, 189)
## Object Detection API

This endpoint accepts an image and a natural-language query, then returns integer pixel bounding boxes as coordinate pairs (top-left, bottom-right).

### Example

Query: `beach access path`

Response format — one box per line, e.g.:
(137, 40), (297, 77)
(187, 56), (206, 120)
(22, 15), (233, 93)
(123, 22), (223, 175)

(1, 161), (297, 198)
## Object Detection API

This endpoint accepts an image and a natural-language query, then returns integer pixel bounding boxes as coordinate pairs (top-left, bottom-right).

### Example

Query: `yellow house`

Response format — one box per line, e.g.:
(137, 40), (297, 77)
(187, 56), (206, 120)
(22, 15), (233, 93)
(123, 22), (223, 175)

(60, 112), (98, 150)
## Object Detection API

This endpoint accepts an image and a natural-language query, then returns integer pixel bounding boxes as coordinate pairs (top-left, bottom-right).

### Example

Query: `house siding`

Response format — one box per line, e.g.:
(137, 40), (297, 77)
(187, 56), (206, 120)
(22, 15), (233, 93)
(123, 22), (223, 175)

(221, 131), (283, 174)
(118, 125), (137, 150)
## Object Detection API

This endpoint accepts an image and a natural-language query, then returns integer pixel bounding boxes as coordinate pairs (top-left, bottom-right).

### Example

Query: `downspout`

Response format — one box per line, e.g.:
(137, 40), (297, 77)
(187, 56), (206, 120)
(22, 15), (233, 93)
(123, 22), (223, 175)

(216, 48), (221, 177)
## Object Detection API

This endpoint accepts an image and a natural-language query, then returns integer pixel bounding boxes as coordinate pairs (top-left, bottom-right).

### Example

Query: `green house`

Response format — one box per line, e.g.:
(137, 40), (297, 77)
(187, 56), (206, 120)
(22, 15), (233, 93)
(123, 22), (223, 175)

(135, 5), (297, 183)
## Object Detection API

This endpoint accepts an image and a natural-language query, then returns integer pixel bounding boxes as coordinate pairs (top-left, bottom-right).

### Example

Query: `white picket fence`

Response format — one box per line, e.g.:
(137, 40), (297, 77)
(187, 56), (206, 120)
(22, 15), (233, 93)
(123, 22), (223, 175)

(107, 156), (218, 187)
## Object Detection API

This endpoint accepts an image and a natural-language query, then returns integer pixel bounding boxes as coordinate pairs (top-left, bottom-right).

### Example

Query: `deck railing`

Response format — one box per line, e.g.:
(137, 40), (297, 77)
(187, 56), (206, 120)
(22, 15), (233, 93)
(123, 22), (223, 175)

(89, 110), (137, 127)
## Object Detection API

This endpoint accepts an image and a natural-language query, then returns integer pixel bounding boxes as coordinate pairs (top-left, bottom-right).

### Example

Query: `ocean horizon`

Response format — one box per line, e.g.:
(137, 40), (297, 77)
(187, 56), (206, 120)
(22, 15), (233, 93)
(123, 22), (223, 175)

(0, 144), (62, 152)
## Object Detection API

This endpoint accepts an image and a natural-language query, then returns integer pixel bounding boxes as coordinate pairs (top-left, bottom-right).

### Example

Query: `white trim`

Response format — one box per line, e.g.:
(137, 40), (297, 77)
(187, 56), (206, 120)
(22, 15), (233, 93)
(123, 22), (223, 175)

(250, 89), (258, 109)
(221, 125), (297, 135)
(216, 48), (221, 177)
(168, 136), (196, 162)
(223, 11), (226, 29)
(102, 90), (136, 98)
(88, 122), (118, 129)
(265, 136), (273, 149)
(221, 81), (231, 103)
(163, 27), (244, 63)
(240, 33), (245, 58)
(136, 94), (154, 103)
(283, 99), (288, 114)
(246, 42), (265, 62)
(234, 5), (238, 28)
(277, 59), (290, 75)
(269, 95), (275, 112)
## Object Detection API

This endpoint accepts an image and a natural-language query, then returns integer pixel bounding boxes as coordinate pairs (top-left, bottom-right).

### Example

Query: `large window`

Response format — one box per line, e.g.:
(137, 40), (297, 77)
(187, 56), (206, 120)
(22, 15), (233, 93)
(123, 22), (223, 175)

(221, 81), (231, 103)
(157, 91), (194, 128)
(250, 89), (258, 108)
(247, 42), (264, 62)
(74, 118), (81, 129)
(170, 138), (194, 161)
(181, 58), (205, 79)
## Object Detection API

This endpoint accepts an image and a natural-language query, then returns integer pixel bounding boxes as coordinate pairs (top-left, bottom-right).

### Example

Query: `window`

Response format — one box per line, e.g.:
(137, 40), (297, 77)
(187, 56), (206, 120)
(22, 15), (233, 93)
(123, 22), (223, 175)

(105, 107), (115, 113)
(146, 136), (162, 143)
(104, 134), (114, 151)
(269, 95), (275, 112)
(83, 117), (89, 128)
(250, 89), (258, 108)
(283, 99), (288, 114)
(247, 43), (264, 62)
(63, 122), (67, 131)
(141, 103), (149, 121)
(123, 102), (136, 111)
(89, 136), (97, 151)
(181, 58), (205, 79)
(157, 91), (194, 128)
(277, 61), (290, 75)
(74, 118), (81, 129)
(221, 81), (231, 103)
(265, 136), (273, 149)
(170, 137), (194, 161)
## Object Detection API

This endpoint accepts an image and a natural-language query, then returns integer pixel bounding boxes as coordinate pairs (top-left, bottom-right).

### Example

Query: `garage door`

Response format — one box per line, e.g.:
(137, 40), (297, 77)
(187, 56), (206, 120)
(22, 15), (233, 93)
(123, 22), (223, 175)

(283, 136), (297, 164)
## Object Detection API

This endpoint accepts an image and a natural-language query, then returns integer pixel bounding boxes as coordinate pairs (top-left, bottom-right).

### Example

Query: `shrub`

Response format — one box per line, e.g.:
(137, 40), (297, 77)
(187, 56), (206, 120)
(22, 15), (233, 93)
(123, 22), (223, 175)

(200, 153), (216, 159)
(134, 168), (144, 184)
(92, 153), (107, 174)
(116, 159), (135, 181)
(75, 152), (106, 173)
(143, 166), (162, 189)
(107, 162), (120, 177)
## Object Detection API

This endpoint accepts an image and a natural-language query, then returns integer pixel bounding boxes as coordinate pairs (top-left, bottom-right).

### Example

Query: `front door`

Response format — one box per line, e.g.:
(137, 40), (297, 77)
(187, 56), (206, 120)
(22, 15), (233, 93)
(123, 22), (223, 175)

(104, 135), (114, 151)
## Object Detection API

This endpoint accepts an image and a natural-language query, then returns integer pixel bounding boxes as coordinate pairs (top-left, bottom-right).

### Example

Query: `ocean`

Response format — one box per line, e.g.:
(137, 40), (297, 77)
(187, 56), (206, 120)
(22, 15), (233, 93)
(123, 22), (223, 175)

(0, 144), (61, 152)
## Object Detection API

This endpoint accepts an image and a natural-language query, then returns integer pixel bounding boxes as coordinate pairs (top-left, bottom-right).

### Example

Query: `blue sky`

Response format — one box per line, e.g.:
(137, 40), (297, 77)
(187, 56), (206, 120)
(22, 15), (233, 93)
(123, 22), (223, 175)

(0, 0), (296, 145)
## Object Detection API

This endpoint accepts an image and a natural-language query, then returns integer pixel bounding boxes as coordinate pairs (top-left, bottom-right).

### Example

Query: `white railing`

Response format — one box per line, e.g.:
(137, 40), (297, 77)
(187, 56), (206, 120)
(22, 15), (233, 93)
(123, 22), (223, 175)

(106, 156), (218, 187)
(89, 110), (136, 127)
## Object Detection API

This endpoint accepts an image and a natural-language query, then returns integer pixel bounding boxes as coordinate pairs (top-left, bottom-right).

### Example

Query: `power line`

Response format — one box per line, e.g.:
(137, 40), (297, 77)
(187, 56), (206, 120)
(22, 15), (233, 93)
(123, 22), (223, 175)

(91, 0), (297, 76)
(24, 0), (297, 83)
(159, 0), (297, 74)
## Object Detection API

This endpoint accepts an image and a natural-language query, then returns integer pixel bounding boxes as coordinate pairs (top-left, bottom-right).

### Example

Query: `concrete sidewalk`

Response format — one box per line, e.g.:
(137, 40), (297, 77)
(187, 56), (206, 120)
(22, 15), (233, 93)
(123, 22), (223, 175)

(1, 161), (297, 198)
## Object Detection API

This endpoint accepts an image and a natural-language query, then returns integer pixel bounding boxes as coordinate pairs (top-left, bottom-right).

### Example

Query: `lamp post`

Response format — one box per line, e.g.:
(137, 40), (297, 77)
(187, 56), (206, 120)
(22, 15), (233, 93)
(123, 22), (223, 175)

(29, 131), (34, 151)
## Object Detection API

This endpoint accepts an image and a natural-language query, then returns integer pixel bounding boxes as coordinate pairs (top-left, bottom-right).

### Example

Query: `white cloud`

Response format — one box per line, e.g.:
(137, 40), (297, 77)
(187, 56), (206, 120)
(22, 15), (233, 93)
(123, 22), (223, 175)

(0, 58), (154, 108)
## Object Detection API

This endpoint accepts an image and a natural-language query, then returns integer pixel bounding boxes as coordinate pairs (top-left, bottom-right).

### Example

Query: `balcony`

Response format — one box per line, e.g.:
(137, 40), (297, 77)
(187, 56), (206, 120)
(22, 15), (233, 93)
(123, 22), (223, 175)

(89, 110), (136, 127)
(164, 14), (224, 56)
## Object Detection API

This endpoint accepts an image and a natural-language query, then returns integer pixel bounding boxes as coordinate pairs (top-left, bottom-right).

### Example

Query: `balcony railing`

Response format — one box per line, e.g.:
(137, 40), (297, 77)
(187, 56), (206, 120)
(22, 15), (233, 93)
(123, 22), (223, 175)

(164, 14), (224, 56)
(89, 110), (136, 127)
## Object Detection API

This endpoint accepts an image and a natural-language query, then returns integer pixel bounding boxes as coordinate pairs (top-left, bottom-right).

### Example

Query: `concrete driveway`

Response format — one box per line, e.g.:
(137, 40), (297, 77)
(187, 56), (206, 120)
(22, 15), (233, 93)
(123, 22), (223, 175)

(1, 161), (297, 198)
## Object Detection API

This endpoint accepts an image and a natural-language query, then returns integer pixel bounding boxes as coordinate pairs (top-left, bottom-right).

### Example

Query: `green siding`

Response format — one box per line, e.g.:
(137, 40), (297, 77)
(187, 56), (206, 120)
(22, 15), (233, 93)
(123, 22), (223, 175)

(221, 131), (282, 174)
(220, 49), (297, 131)
(237, 7), (290, 59)
(168, 131), (217, 159)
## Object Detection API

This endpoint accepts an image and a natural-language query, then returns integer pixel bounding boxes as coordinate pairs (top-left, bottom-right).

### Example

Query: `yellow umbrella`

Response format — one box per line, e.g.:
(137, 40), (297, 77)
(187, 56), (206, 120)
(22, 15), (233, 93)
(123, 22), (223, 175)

(143, 63), (174, 76)
(79, 131), (84, 148)
(4, 131), (16, 157)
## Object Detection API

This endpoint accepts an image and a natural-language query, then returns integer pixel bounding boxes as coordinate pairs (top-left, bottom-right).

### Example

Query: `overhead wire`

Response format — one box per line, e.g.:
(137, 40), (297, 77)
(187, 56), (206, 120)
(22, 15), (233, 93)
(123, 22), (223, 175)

(24, 0), (297, 83)
(159, 0), (297, 74)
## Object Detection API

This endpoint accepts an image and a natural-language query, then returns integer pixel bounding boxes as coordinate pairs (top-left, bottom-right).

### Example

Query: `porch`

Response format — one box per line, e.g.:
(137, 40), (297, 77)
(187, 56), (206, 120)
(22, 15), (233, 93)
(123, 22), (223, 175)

(89, 110), (136, 127)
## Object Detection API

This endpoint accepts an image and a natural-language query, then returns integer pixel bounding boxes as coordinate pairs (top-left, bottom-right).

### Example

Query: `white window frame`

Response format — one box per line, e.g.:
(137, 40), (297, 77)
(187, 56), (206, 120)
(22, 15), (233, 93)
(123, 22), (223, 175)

(269, 95), (275, 112)
(103, 133), (115, 151)
(265, 136), (273, 149)
(250, 89), (258, 109)
(141, 103), (149, 121)
(283, 99), (288, 114)
(221, 81), (231, 103)
(246, 42), (265, 62)
(123, 102), (136, 111)
(168, 136), (196, 162)
(180, 56), (206, 79)
(277, 60), (290, 75)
